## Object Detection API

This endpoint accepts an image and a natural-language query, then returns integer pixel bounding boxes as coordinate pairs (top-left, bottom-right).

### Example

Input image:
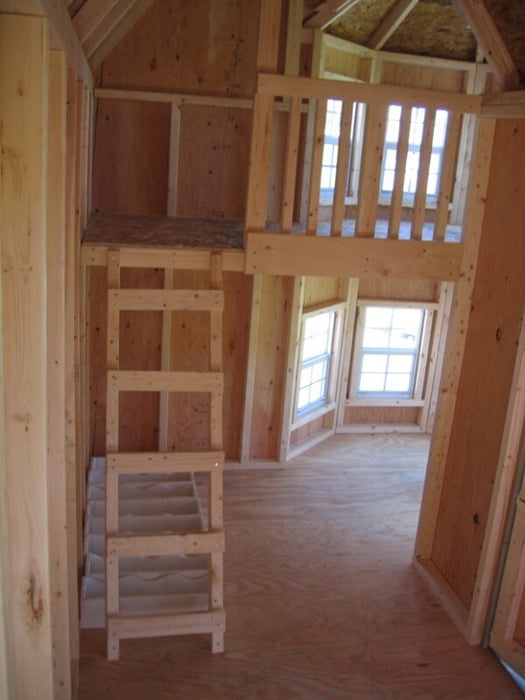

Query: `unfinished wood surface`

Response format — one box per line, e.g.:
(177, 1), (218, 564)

(434, 112), (462, 241)
(306, 98), (328, 235)
(177, 104), (252, 220)
(331, 100), (354, 236)
(430, 120), (525, 615)
(92, 99), (170, 216)
(411, 108), (436, 241)
(47, 48), (74, 700)
(0, 14), (54, 699)
(107, 451), (224, 474)
(100, 0), (259, 99)
(79, 435), (521, 698)
(388, 105), (411, 239)
(366, 0), (420, 50)
(83, 214), (244, 250)
(249, 275), (294, 460)
(414, 118), (496, 573)
(281, 97), (302, 231)
(245, 233), (463, 281)
(356, 102), (387, 236)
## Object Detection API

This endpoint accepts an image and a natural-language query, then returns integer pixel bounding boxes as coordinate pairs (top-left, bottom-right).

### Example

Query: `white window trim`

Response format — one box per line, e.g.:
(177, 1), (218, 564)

(292, 301), (346, 427)
(347, 300), (438, 407)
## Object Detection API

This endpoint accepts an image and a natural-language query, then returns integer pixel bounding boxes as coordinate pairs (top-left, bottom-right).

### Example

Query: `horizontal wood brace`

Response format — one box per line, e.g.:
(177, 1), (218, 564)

(108, 288), (224, 312)
(481, 90), (525, 118)
(107, 450), (225, 474)
(245, 233), (463, 281)
(107, 370), (224, 393)
(108, 611), (225, 639)
(257, 73), (482, 114)
(82, 245), (245, 271)
(107, 531), (225, 557)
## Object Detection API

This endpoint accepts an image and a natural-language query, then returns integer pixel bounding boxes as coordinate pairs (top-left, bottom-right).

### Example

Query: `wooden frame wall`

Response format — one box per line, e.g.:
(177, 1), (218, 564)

(0, 8), (93, 698)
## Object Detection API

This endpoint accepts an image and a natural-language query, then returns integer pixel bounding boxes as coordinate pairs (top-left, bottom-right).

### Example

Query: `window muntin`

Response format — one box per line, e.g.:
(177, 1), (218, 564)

(296, 310), (336, 414)
(356, 306), (424, 399)
(380, 105), (449, 201)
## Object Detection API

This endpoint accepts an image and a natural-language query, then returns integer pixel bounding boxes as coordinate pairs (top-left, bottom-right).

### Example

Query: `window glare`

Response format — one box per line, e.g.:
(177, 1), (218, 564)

(297, 311), (336, 414)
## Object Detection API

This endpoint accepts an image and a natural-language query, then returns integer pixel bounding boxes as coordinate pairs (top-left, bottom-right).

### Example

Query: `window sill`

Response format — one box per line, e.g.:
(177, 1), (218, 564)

(292, 401), (337, 430)
(346, 398), (425, 408)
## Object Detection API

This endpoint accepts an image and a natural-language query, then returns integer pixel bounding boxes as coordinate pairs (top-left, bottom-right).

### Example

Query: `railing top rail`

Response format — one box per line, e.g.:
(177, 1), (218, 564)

(257, 73), (482, 115)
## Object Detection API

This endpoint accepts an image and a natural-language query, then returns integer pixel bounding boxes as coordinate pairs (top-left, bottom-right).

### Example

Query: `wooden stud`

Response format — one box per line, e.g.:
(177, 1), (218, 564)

(356, 102), (387, 236)
(285, 0), (303, 77)
(281, 97), (302, 232)
(241, 275), (263, 462)
(414, 118), (496, 563)
(307, 98), (328, 235)
(279, 277), (305, 462)
(412, 108), (436, 241)
(107, 451), (224, 474)
(0, 14), (54, 698)
(388, 106), (411, 239)
(257, 0), (283, 73)
(107, 532), (225, 558)
(167, 102), (181, 216)
(108, 611), (225, 639)
(336, 279), (360, 429)
(331, 100), (354, 236)
(434, 112), (461, 241)
(47, 48), (74, 700)
(245, 93), (274, 235)
(108, 288), (224, 312)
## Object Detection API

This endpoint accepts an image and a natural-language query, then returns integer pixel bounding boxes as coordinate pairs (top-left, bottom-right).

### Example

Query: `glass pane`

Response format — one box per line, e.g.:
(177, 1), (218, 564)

(363, 327), (390, 349)
(365, 307), (392, 328)
(299, 365), (312, 388)
(384, 149), (397, 170)
(297, 387), (310, 410)
(361, 354), (388, 373)
(382, 170), (395, 192)
(427, 173), (438, 196)
(389, 105), (402, 121)
(385, 373), (411, 393)
(359, 373), (385, 392)
(392, 308), (423, 331)
(388, 354), (414, 373)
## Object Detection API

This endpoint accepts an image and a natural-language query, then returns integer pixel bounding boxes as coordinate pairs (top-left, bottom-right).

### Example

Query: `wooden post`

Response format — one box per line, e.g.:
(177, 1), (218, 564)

(47, 48), (74, 699)
(0, 13), (54, 699)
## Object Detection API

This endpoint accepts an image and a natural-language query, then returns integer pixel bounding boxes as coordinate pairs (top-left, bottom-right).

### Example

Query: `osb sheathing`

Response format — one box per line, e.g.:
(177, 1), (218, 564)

(328, 0), (398, 46)
(328, 0), (476, 62)
(384, 0), (476, 61)
(484, 0), (525, 78)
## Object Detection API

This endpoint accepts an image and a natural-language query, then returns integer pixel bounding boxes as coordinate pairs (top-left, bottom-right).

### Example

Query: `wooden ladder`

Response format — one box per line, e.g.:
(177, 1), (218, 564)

(104, 248), (225, 660)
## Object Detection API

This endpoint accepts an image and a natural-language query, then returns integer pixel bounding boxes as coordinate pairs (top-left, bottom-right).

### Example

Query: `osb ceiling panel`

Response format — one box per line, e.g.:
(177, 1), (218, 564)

(383, 0), (477, 62)
(484, 0), (525, 77)
(327, 0), (398, 46)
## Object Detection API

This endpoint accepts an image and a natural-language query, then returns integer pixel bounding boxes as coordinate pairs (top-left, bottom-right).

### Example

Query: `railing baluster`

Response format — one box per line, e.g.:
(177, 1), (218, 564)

(434, 112), (461, 242)
(356, 102), (387, 237)
(245, 93), (275, 236)
(331, 100), (354, 237)
(388, 105), (411, 239)
(307, 98), (327, 235)
(281, 97), (302, 233)
(412, 107), (436, 241)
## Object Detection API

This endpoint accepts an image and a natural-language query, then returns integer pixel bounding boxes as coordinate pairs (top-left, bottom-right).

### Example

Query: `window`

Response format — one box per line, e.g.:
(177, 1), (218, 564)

(351, 304), (430, 401)
(380, 105), (449, 201)
(296, 310), (336, 413)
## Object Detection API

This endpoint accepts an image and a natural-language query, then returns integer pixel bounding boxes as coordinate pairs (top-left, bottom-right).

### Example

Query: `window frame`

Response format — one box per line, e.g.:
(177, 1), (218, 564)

(292, 301), (346, 427)
(348, 300), (437, 407)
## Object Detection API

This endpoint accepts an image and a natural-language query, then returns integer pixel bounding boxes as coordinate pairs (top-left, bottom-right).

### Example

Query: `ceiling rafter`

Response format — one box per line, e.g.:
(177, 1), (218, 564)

(303, 0), (360, 30)
(453, 0), (521, 91)
(366, 0), (420, 51)
(73, 0), (155, 70)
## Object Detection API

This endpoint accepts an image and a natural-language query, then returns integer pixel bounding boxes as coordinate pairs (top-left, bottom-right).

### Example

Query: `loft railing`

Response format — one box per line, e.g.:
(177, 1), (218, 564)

(245, 74), (482, 245)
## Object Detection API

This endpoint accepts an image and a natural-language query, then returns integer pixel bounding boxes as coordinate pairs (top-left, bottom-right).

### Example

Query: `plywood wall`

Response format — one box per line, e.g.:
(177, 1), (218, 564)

(431, 120), (525, 610)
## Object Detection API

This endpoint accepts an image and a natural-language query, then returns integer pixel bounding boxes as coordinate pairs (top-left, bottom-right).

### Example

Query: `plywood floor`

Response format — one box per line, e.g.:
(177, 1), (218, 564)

(78, 434), (520, 699)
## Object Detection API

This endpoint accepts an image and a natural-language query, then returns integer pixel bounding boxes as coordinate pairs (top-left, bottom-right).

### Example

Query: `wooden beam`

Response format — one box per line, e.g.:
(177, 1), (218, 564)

(257, 73), (483, 114)
(453, 0), (521, 91)
(38, 0), (93, 88)
(257, 0), (283, 72)
(245, 234), (464, 281)
(367, 0), (420, 50)
(481, 90), (525, 118)
(0, 14), (54, 699)
(47, 49), (74, 700)
(303, 0), (360, 29)
(78, 0), (155, 69)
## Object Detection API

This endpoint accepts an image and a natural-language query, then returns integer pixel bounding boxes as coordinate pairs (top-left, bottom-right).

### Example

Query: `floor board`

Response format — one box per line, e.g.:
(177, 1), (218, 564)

(78, 434), (520, 699)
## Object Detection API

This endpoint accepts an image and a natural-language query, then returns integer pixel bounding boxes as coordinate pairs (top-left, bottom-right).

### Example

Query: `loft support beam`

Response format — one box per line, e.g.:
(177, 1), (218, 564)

(303, 0), (360, 29)
(453, 0), (521, 91)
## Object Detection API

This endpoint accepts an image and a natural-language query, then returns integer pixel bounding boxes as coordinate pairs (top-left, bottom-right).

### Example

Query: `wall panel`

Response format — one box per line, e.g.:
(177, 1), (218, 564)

(431, 120), (525, 609)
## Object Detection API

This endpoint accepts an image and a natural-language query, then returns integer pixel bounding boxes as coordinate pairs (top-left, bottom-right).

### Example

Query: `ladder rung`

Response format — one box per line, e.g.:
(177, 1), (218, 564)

(108, 610), (225, 640)
(107, 531), (225, 557)
(108, 289), (224, 312)
(108, 370), (223, 393)
(107, 451), (224, 474)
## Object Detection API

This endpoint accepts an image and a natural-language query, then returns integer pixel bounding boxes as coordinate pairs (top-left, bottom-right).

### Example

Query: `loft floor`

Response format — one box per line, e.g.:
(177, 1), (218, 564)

(78, 434), (519, 698)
